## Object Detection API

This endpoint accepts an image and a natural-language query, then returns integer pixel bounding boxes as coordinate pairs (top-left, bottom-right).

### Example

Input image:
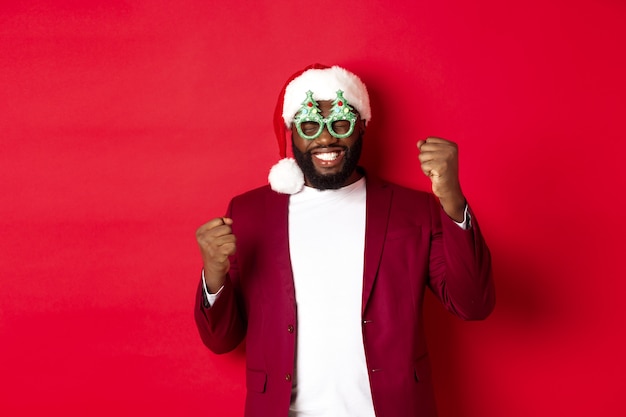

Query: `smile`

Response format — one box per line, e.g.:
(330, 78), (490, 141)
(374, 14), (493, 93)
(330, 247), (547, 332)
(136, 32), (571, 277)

(313, 152), (340, 161)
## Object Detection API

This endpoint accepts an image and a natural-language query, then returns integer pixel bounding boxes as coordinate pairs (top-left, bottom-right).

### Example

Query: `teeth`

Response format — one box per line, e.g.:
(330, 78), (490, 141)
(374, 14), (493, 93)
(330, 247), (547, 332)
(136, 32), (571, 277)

(314, 152), (339, 161)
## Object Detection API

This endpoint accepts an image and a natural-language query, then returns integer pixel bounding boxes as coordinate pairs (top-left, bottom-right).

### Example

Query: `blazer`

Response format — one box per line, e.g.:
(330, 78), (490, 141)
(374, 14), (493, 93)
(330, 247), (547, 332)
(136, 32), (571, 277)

(195, 174), (495, 417)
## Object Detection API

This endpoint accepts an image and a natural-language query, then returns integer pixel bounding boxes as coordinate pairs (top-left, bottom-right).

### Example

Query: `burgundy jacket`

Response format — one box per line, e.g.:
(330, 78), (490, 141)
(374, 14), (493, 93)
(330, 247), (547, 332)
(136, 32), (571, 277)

(195, 175), (495, 417)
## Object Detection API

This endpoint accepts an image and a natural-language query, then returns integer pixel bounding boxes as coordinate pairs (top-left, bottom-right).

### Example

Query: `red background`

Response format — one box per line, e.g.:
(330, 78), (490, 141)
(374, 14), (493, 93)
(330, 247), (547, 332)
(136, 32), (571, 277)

(1, 1), (625, 416)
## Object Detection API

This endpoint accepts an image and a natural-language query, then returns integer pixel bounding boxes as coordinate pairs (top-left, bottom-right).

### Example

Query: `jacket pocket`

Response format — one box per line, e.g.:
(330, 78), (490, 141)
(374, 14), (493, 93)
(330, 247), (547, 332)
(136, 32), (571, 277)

(246, 368), (268, 393)
(413, 353), (432, 383)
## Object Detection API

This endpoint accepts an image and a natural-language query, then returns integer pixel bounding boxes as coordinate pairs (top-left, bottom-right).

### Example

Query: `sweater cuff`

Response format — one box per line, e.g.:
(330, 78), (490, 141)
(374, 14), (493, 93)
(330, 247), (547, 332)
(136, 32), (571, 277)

(201, 269), (224, 308)
(451, 204), (471, 230)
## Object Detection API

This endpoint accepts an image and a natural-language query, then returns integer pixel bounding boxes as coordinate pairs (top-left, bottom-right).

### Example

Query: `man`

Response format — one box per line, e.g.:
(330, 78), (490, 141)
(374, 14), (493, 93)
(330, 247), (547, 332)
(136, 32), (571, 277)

(194, 64), (495, 417)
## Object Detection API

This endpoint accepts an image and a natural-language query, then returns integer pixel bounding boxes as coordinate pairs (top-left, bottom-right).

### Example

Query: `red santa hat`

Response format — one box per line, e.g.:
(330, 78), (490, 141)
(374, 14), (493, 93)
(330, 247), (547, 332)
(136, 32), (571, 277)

(269, 64), (371, 194)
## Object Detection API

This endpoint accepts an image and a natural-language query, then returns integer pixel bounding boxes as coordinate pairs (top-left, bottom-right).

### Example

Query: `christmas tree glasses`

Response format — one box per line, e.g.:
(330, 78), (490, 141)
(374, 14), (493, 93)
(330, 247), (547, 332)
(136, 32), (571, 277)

(294, 90), (358, 140)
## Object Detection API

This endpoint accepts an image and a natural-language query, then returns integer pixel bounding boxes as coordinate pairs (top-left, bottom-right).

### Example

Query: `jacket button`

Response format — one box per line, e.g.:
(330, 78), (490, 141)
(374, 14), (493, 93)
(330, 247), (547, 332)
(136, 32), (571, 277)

(285, 373), (292, 382)
(287, 325), (294, 333)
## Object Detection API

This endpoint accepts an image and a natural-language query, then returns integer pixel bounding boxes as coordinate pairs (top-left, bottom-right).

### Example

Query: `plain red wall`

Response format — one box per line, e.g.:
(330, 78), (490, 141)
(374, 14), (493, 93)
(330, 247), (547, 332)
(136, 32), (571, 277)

(1, 1), (625, 416)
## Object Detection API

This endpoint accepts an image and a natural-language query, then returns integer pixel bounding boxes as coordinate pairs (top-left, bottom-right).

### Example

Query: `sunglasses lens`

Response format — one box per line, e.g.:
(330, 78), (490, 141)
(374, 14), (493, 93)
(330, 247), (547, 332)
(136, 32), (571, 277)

(299, 121), (323, 139)
(328, 119), (355, 138)
(331, 120), (352, 135)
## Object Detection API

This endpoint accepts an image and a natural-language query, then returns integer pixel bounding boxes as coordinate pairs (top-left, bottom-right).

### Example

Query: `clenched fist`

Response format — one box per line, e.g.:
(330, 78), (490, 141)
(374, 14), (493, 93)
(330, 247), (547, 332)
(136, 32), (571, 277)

(196, 217), (236, 292)
(417, 137), (466, 222)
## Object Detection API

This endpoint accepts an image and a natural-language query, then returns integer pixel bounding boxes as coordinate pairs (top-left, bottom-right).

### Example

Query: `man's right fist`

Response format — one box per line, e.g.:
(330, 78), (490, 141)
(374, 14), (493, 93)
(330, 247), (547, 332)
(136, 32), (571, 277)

(196, 217), (236, 292)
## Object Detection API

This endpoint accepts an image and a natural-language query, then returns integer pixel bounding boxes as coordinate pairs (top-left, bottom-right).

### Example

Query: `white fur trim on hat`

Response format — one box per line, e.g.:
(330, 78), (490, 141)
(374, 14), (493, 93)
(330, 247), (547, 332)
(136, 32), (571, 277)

(268, 158), (305, 194)
(282, 66), (371, 128)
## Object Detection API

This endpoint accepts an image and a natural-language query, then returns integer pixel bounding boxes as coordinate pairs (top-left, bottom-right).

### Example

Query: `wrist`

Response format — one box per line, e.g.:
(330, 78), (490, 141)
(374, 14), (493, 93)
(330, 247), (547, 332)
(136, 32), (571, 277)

(203, 267), (227, 293)
(438, 193), (466, 222)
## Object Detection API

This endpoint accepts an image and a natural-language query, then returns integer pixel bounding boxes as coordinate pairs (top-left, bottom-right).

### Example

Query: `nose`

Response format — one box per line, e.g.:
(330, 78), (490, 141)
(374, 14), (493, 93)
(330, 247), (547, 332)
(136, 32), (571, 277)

(314, 126), (338, 147)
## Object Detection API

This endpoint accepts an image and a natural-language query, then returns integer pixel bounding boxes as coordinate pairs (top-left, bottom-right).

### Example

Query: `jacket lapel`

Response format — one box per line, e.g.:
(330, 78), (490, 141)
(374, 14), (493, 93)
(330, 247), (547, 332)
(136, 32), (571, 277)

(264, 178), (392, 314)
(264, 189), (296, 305)
(362, 177), (392, 314)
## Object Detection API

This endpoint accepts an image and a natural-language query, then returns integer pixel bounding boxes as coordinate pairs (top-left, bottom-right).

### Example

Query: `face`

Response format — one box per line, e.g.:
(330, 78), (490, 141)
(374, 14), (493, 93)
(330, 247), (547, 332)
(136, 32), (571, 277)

(291, 100), (365, 190)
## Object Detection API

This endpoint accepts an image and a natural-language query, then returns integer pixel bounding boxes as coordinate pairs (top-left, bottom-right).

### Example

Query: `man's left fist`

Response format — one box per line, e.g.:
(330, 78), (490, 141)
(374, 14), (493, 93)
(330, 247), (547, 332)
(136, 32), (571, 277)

(417, 137), (463, 202)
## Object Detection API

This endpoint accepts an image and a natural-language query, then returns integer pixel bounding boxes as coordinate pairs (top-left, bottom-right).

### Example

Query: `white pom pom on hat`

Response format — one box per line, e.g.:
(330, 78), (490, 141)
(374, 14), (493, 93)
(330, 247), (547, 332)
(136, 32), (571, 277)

(268, 158), (305, 194)
(269, 64), (371, 194)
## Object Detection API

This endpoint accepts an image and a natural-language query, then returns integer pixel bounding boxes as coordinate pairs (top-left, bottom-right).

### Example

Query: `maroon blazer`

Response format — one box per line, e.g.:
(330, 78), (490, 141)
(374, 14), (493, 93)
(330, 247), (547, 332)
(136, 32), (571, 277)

(195, 175), (495, 417)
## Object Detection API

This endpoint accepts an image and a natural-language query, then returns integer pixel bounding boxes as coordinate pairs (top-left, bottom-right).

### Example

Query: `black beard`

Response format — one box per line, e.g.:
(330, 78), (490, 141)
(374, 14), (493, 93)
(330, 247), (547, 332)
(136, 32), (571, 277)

(292, 136), (363, 190)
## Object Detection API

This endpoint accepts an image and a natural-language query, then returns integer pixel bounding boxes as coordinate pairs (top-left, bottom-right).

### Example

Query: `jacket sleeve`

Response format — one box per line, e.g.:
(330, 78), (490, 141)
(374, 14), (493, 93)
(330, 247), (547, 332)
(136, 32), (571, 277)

(194, 202), (247, 354)
(427, 196), (495, 320)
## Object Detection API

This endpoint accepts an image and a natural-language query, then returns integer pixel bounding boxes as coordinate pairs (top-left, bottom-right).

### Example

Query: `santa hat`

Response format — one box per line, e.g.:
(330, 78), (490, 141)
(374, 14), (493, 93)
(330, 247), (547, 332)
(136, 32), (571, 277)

(268, 64), (371, 194)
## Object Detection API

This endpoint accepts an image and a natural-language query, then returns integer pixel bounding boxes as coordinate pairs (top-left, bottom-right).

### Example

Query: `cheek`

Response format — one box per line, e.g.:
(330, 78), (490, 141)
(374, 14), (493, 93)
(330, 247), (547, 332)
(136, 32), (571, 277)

(344, 121), (365, 145)
(343, 131), (361, 148)
(290, 128), (308, 153)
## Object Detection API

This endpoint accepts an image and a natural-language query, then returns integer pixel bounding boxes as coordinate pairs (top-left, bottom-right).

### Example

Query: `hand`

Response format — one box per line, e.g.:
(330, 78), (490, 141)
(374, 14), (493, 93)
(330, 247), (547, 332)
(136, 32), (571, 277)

(196, 217), (236, 292)
(417, 137), (466, 222)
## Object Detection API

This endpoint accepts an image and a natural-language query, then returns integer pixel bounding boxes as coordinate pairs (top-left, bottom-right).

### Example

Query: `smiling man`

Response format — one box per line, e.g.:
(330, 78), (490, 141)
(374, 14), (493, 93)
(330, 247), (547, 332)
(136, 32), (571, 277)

(291, 94), (363, 190)
(194, 64), (495, 417)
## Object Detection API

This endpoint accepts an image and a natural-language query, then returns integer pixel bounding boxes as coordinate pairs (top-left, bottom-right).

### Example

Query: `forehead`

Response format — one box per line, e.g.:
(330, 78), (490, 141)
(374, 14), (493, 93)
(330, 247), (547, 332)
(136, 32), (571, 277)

(314, 100), (332, 112)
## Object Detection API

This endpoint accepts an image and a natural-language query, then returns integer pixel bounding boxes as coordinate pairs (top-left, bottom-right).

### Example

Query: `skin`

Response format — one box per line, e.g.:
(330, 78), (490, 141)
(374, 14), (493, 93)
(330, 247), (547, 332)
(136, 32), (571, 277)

(417, 137), (466, 222)
(196, 101), (467, 292)
(196, 217), (236, 293)
(291, 101), (365, 189)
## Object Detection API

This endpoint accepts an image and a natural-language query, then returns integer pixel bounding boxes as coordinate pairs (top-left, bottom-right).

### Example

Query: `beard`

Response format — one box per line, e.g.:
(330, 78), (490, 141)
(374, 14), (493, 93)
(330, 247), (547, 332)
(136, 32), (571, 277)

(292, 136), (363, 190)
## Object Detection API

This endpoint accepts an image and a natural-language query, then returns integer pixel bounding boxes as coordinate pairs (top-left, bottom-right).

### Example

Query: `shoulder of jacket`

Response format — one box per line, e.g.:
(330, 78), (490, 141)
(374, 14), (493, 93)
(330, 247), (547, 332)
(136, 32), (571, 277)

(230, 184), (289, 210)
(366, 174), (432, 200)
